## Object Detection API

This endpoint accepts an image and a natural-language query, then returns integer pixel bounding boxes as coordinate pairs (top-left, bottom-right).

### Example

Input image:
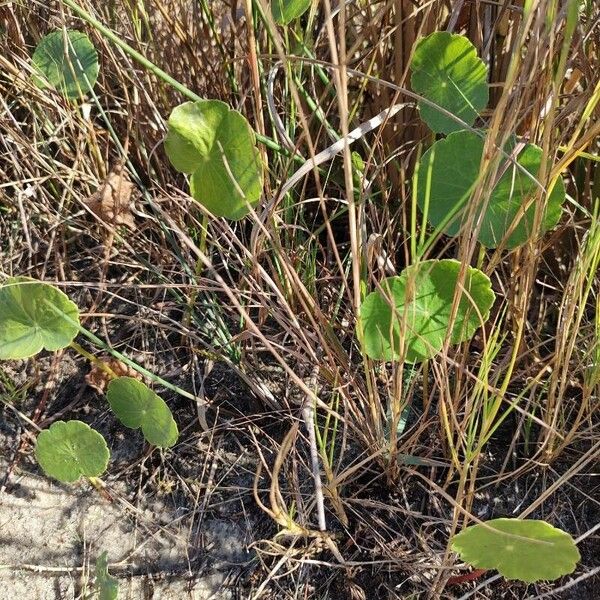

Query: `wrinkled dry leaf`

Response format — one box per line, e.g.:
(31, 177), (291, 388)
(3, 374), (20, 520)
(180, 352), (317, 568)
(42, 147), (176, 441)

(86, 167), (135, 228)
(86, 357), (142, 393)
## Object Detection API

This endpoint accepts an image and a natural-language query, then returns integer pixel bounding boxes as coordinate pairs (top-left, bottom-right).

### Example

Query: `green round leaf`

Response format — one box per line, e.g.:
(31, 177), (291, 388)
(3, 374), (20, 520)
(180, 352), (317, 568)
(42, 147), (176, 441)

(32, 30), (99, 99)
(416, 130), (565, 248)
(35, 420), (110, 483)
(0, 277), (80, 360)
(359, 259), (494, 363)
(272, 0), (312, 24)
(106, 377), (178, 448)
(451, 518), (581, 582)
(164, 100), (263, 220)
(410, 32), (489, 134)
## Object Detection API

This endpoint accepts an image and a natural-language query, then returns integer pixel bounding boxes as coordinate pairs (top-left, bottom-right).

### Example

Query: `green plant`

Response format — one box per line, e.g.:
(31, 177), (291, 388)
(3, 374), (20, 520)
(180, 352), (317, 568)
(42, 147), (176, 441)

(32, 29), (99, 99)
(271, 0), (312, 25)
(451, 518), (580, 582)
(359, 259), (495, 363)
(0, 277), (80, 360)
(95, 551), (119, 600)
(415, 130), (566, 248)
(350, 28), (583, 585)
(410, 31), (489, 134)
(410, 30), (566, 251)
(164, 100), (263, 220)
(6, 5), (594, 597)
(35, 420), (110, 482)
(408, 29), (581, 587)
(0, 278), (179, 483)
(107, 377), (178, 448)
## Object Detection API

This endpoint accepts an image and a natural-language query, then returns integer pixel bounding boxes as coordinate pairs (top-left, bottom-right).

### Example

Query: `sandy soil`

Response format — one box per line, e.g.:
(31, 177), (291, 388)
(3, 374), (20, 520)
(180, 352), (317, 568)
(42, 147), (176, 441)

(0, 455), (253, 599)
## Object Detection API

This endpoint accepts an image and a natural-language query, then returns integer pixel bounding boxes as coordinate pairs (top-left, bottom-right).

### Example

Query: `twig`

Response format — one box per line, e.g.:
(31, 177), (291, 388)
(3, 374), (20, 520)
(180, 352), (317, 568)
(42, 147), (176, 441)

(456, 574), (503, 600)
(302, 363), (326, 531)
(525, 567), (600, 599)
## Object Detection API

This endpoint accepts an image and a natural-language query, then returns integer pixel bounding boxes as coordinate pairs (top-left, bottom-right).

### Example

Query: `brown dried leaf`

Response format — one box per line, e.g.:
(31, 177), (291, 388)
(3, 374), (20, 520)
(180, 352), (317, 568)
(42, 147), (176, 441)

(86, 357), (142, 394)
(86, 167), (135, 228)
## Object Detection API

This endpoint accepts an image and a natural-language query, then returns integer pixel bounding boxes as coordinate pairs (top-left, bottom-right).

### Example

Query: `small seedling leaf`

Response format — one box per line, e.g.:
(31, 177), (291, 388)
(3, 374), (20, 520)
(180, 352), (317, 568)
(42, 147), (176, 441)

(32, 30), (99, 99)
(0, 277), (80, 360)
(106, 377), (178, 448)
(416, 130), (565, 248)
(451, 518), (581, 582)
(272, 0), (312, 24)
(359, 259), (494, 363)
(410, 32), (489, 134)
(95, 551), (119, 600)
(35, 421), (109, 483)
(164, 100), (263, 220)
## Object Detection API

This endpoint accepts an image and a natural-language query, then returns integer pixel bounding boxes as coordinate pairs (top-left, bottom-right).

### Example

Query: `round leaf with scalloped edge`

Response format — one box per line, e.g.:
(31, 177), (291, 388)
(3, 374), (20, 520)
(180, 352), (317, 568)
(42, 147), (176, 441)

(451, 518), (580, 582)
(410, 32), (489, 134)
(32, 30), (99, 99)
(164, 100), (263, 220)
(35, 420), (110, 483)
(106, 377), (178, 448)
(0, 277), (80, 360)
(416, 130), (565, 248)
(359, 259), (494, 363)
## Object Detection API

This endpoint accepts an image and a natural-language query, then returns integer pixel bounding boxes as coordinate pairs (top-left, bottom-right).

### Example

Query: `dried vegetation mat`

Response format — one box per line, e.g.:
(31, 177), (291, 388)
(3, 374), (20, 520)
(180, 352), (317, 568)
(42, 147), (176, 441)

(0, 1), (599, 599)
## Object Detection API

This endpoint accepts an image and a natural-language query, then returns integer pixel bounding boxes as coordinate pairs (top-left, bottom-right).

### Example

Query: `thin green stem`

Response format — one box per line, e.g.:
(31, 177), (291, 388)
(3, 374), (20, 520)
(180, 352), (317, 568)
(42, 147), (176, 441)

(45, 299), (197, 401)
(69, 341), (118, 378)
(182, 213), (209, 334)
(76, 326), (198, 400)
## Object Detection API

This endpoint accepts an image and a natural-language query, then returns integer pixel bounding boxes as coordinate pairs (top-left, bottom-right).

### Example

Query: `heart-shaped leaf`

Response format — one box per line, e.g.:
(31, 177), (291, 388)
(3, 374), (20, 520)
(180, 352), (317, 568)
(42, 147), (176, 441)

(35, 420), (110, 483)
(410, 32), (489, 134)
(106, 377), (178, 448)
(451, 518), (581, 582)
(0, 277), (80, 360)
(359, 259), (494, 363)
(95, 551), (119, 600)
(32, 30), (99, 99)
(272, 0), (312, 24)
(164, 100), (263, 220)
(416, 130), (565, 248)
